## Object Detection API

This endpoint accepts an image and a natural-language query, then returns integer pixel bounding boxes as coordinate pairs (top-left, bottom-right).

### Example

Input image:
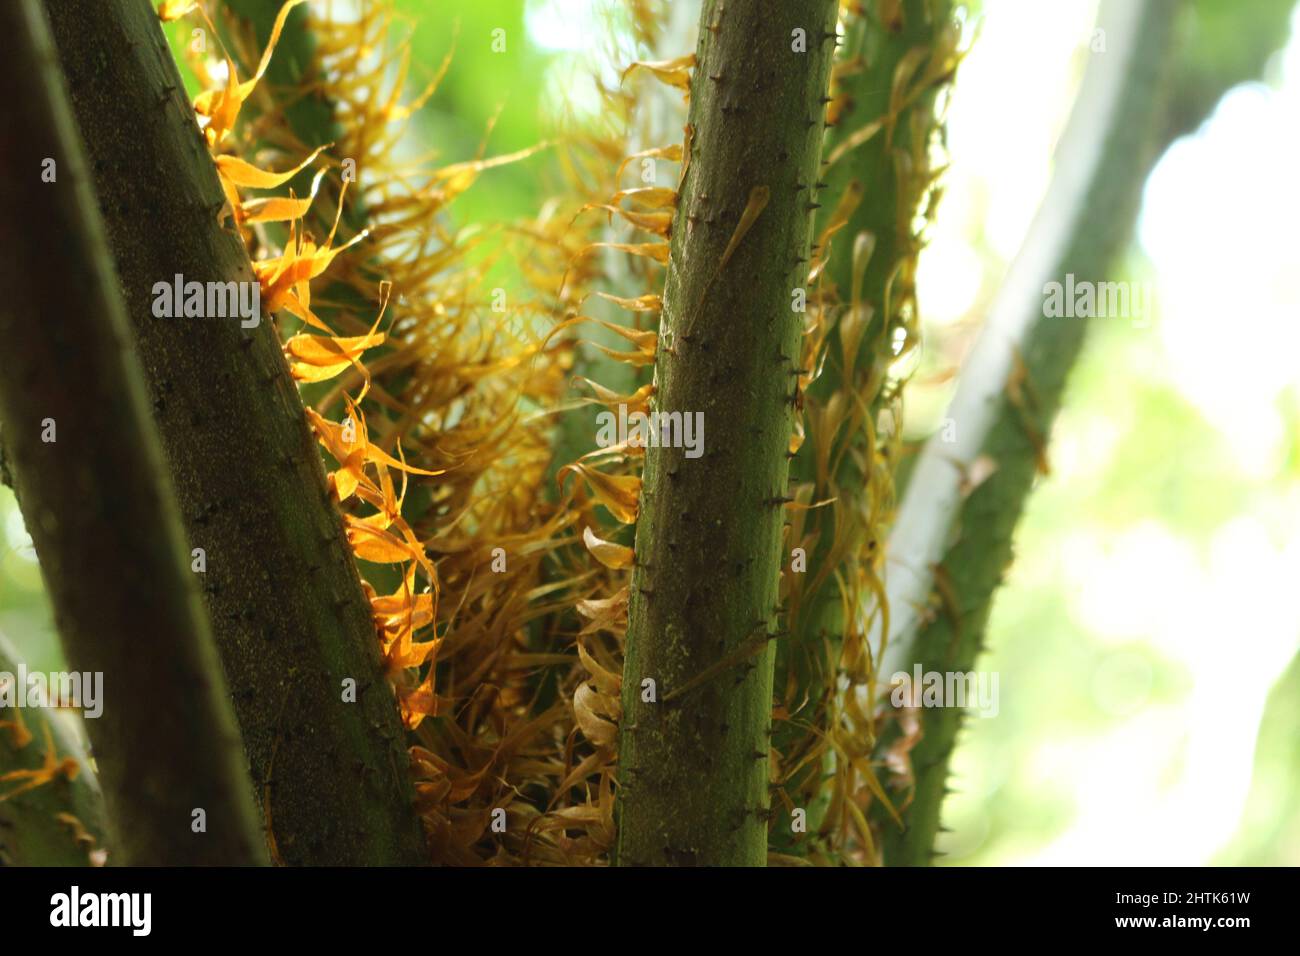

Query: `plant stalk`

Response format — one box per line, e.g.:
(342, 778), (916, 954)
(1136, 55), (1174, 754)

(617, 0), (839, 867)
(0, 0), (265, 865)
(41, 0), (428, 865)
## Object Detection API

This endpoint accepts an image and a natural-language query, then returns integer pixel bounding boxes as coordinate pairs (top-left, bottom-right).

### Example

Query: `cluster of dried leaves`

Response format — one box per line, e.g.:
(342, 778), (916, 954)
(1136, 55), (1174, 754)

(157, 0), (942, 865)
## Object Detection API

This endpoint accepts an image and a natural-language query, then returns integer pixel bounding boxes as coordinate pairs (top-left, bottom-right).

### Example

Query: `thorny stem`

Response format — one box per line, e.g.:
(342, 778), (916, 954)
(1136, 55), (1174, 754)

(0, 0), (265, 865)
(40, 0), (427, 865)
(617, 0), (839, 867)
(0, 636), (109, 866)
(876, 0), (1179, 865)
(774, 0), (957, 858)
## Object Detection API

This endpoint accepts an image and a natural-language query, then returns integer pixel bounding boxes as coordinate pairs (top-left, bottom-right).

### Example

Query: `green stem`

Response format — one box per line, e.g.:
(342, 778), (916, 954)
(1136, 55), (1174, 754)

(41, 0), (427, 865)
(0, 636), (109, 866)
(773, 0), (957, 858)
(0, 0), (264, 865)
(876, 0), (1180, 865)
(617, 0), (839, 867)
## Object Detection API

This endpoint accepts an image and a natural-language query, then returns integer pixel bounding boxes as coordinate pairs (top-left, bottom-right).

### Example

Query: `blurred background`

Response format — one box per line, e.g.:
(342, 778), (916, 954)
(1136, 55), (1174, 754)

(3, 0), (1296, 865)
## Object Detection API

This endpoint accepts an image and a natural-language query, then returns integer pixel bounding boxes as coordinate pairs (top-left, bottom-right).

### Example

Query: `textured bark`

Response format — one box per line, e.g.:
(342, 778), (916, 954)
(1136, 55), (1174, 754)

(0, 637), (109, 866)
(877, 0), (1179, 865)
(617, 0), (839, 867)
(0, 0), (263, 865)
(41, 0), (427, 865)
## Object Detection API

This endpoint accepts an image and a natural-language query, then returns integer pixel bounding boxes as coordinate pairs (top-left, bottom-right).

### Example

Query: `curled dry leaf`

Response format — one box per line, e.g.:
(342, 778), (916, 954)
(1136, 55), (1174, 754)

(582, 525), (634, 570)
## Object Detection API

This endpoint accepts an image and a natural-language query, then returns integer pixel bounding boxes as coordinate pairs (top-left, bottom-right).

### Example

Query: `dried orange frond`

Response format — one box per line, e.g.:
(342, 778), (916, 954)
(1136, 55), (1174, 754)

(616, 143), (683, 180)
(621, 54), (695, 94)
(431, 142), (552, 202)
(582, 526), (634, 570)
(590, 292), (662, 313)
(572, 378), (654, 415)
(0, 702), (33, 749)
(609, 186), (678, 210)
(558, 462), (641, 524)
(157, 0), (199, 20)
(193, 0), (312, 146)
(215, 146), (330, 190)
(287, 330), (386, 376)
(0, 725), (79, 803)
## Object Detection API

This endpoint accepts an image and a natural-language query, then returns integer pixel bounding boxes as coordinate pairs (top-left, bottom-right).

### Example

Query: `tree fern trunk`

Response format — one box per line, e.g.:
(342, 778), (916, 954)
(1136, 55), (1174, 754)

(41, 0), (427, 865)
(877, 0), (1179, 865)
(0, 637), (109, 866)
(0, 0), (263, 865)
(617, 0), (839, 867)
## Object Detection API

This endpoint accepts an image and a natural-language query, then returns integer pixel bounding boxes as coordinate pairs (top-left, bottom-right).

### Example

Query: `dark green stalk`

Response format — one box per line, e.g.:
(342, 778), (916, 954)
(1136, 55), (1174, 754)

(41, 0), (427, 865)
(880, 0), (1297, 866)
(0, 637), (109, 866)
(617, 0), (839, 867)
(877, 0), (1180, 865)
(0, 0), (263, 865)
